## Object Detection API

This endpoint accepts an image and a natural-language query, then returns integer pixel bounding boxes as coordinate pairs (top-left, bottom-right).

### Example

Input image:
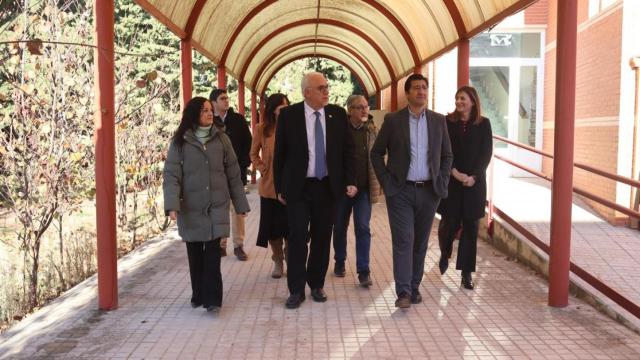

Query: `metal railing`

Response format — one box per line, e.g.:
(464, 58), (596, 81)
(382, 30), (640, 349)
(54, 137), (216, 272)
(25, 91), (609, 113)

(489, 134), (640, 319)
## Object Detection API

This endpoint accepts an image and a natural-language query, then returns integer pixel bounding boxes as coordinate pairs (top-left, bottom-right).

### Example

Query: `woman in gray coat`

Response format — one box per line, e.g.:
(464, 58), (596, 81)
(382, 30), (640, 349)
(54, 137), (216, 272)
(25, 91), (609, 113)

(163, 97), (250, 313)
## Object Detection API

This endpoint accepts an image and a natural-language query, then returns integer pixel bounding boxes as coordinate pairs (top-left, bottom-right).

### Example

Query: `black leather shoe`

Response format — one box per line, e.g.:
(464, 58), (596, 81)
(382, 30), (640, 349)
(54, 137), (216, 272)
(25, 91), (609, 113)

(439, 256), (448, 275)
(205, 305), (220, 313)
(411, 290), (422, 304)
(190, 300), (201, 308)
(334, 262), (346, 277)
(461, 271), (474, 290)
(310, 288), (328, 302)
(285, 293), (305, 309)
(395, 292), (411, 308)
(358, 272), (372, 288)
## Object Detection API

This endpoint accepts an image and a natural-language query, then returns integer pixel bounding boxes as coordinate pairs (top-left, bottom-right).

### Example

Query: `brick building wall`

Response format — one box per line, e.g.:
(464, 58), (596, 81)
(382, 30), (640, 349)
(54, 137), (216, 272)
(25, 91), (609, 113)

(542, 1), (623, 221)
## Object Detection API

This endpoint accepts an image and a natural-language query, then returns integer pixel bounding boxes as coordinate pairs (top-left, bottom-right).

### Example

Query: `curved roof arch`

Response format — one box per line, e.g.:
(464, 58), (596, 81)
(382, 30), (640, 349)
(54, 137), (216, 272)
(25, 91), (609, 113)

(248, 38), (382, 92)
(135, 0), (538, 91)
(258, 53), (371, 99)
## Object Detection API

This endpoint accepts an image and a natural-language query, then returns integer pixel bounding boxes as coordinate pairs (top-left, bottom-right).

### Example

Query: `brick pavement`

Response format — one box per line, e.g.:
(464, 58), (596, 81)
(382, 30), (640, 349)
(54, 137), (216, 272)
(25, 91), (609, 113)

(0, 185), (639, 359)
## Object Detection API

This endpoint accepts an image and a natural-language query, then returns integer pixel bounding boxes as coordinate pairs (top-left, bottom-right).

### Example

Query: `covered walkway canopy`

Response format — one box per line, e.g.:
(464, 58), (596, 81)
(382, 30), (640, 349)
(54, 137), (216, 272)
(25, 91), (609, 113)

(94, 0), (580, 313)
(133, 0), (537, 97)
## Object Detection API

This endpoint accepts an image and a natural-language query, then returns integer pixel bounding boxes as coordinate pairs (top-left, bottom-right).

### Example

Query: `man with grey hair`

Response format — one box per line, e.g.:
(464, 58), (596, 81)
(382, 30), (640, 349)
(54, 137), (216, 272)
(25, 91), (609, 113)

(332, 95), (382, 288)
(274, 72), (357, 309)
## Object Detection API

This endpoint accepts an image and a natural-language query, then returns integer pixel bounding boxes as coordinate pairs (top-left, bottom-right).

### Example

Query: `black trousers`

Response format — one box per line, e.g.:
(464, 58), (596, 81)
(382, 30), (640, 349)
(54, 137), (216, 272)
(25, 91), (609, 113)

(186, 239), (222, 307)
(438, 215), (479, 272)
(286, 178), (334, 294)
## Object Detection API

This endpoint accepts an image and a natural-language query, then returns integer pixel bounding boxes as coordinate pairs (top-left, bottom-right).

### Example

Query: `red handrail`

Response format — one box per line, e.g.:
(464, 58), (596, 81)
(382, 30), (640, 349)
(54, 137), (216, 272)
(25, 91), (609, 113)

(494, 134), (640, 188)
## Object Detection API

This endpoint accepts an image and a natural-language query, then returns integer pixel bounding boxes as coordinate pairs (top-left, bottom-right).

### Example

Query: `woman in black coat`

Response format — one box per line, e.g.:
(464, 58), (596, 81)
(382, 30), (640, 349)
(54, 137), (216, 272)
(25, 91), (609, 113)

(437, 86), (493, 290)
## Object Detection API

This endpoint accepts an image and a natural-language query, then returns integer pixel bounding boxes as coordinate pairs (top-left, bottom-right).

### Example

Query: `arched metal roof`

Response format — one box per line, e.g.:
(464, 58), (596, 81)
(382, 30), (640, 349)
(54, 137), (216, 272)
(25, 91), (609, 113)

(135, 0), (537, 95)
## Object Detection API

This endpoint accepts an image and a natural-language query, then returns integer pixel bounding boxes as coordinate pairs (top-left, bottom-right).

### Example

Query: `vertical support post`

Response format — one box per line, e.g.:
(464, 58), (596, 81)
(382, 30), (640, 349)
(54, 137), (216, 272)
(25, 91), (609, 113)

(390, 80), (398, 111)
(629, 57), (640, 227)
(548, 0), (578, 307)
(457, 38), (470, 88)
(375, 91), (381, 110)
(250, 92), (257, 184)
(180, 39), (193, 110)
(217, 66), (226, 89)
(94, 0), (117, 310)
(238, 80), (246, 116)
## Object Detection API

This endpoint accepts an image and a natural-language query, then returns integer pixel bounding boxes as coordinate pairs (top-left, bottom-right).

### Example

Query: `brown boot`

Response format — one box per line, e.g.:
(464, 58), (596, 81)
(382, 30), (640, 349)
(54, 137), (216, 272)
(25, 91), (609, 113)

(234, 246), (248, 261)
(271, 260), (284, 278)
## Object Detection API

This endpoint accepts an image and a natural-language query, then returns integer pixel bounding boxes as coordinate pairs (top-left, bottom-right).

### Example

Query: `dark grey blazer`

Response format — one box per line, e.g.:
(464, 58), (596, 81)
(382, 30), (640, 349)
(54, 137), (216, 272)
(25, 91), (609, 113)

(370, 107), (453, 198)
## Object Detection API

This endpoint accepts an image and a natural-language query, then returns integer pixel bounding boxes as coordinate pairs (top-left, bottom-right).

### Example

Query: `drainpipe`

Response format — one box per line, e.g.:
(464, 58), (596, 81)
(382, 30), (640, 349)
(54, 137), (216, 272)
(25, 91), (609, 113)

(630, 57), (640, 227)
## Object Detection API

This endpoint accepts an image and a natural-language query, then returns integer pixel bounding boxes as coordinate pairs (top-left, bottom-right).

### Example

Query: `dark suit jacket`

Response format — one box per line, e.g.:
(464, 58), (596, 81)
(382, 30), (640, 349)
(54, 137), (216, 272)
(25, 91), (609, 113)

(438, 116), (493, 219)
(370, 107), (453, 198)
(273, 102), (355, 202)
(214, 107), (252, 169)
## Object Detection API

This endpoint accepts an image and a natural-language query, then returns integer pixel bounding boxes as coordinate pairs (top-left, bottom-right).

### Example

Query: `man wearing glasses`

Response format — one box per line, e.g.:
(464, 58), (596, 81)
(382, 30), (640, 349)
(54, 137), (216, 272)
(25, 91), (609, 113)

(332, 95), (382, 288)
(370, 74), (453, 308)
(273, 72), (356, 309)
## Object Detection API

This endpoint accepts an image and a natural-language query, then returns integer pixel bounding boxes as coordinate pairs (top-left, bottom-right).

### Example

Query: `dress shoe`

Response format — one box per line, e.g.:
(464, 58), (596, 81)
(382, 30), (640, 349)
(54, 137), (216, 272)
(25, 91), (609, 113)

(310, 288), (328, 302)
(461, 271), (474, 290)
(358, 272), (372, 287)
(205, 305), (220, 313)
(285, 293), (305, 309)
(271, 260), (284, 279)
(334, 262), (346, 277)
(190, 300), (201, 308)
(234, 246), (248, 261)
(395, 292), (411, 308)
(438, 256), (449, 275)
(411, 290), (422, 304)
(220, 247), (227, 257)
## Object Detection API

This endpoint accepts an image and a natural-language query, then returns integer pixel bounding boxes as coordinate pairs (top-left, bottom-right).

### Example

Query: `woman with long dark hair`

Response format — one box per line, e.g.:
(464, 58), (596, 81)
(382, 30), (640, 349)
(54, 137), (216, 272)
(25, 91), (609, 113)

(163, 97), (250, 312)
(250, 93), (290, 278)
(437, 86), (493, 290)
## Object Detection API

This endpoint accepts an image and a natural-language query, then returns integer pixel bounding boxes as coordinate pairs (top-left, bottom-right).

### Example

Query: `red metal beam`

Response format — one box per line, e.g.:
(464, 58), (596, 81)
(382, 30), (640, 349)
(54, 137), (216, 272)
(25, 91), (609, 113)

(250, 92), (257, 184)
(217, 66), (226, 89)
(219, 0), (279, 68)
(258, 54), (369, 98)
(390, 80), (398, 111)
(238, 80), (245, 116)
(94, 0), (118, 310)
(361, 0), (421, 71)
(457, 38), (469, 87)
(180, 39), (193, 109)
(248, 39), (380, 92)
(184, 0), (208, 39)
(443, 0), (467, 37)
(238, 19), (396, 84)
(548, 0), (578, 308)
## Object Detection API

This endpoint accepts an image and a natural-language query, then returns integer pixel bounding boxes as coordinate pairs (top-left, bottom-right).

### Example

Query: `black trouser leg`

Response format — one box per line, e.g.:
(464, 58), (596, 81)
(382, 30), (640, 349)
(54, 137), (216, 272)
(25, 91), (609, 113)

(186, 242), (203, 304)
(438, 215), (461, 260)
(286, 200), (311, 294)
(456, 219), (479, 273)
(306, 180), (334, 289)
(201, 239), (222, 307)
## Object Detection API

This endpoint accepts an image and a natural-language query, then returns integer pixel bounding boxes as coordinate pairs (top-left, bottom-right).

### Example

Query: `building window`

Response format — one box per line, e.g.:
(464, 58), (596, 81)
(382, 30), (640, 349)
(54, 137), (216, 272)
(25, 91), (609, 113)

(589, 0), (619, 18)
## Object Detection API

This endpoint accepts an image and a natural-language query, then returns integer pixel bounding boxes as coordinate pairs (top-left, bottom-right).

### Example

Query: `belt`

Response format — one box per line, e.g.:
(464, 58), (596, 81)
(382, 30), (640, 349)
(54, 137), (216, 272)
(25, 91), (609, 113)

(306, 176), (328, 182)
(406, 179), (432, 188)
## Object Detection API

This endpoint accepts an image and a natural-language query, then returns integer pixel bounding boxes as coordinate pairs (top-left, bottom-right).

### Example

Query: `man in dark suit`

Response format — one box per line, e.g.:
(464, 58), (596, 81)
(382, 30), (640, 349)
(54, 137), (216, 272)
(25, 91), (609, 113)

(273, 72), (356, 309)
(370, 73), (453, 309)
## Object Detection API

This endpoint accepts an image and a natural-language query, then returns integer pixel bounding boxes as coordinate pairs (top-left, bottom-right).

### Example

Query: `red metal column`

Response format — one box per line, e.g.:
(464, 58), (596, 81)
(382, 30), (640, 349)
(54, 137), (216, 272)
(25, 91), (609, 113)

(94, 0), (117, 310)
(548, 0), (578, 307)
(250, 92), (257, 184)
(457, 38), (470, 88)
(217, 66), (226, 89)
(180, 39), (193, 109)
(238, 80), (246, 116)
(390, 80), (398, 111)
(375, 91), (381, 110)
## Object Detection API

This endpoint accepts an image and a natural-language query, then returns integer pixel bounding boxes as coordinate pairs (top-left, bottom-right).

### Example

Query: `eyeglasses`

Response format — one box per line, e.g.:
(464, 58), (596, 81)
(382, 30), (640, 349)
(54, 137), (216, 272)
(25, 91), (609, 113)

(308, 85), (330, 93)
(350, 105), (369, 111)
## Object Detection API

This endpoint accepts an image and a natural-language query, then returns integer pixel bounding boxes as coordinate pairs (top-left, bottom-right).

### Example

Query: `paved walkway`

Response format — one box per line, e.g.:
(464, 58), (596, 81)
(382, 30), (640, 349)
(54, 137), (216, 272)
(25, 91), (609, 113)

(1, 185), (639, 359)
(492, 176), (640, 329)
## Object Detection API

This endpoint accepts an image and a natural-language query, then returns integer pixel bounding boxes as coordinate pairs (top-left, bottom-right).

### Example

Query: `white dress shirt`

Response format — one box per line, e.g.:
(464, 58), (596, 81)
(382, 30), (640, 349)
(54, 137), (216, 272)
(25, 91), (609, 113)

(304, 102), (327, 178)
